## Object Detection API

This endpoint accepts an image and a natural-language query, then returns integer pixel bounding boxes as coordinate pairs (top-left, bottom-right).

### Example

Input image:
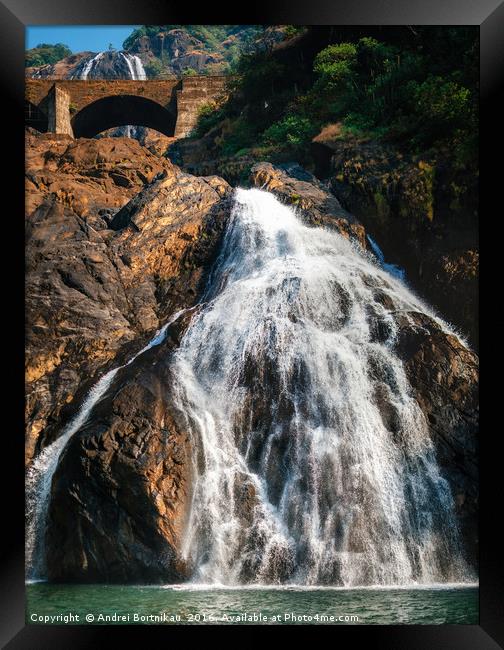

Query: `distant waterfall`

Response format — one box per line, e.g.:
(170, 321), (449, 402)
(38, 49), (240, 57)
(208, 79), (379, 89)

(171, 188), (472, 587)
(26, 310), (188, 580)
(74, 50), (146, 81)
(118, 52), (146, 139)
(76, 52), (105, 80)
(120, 52), (147, 80)
(73, 51), (148, 139)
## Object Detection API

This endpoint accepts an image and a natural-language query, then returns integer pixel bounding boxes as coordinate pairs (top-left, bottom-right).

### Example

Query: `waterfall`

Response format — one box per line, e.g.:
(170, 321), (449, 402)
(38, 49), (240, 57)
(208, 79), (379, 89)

(73, 51), (147, 138)
(26, 188), (474, 587)
(367, 235), (406, 282)
(74, 51), (146, 82)
(76, 51), (105, 80)
(119, 53), (146, 138)
(120, 52), (147, 81)
(25, 310), (187, 580)
(131, 54), (147, 81)
(170, 188), (472, 587)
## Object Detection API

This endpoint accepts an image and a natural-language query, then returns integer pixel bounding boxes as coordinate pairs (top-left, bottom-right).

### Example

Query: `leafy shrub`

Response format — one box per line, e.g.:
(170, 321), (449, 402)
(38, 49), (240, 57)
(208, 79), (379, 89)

(192, 102), (226, 138)
(262, 115), (317, 147)
(313, 43), (358, 80)
(412, 76), (471, 124)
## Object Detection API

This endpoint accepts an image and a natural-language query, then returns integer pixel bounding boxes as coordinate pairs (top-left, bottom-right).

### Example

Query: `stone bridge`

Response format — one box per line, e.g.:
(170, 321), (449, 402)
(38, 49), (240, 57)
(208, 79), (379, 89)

(25, 76), (228, 139)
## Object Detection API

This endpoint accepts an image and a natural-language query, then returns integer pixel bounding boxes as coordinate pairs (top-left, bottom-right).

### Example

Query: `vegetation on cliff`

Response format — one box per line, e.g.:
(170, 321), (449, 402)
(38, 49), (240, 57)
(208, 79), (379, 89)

(193, 26), (478, 171)
(182, 27), (478, 345)
(25, 43), (72, 68)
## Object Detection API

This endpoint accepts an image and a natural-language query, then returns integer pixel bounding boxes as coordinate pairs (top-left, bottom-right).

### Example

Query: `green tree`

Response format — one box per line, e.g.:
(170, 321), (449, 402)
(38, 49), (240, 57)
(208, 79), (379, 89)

(313, 43), (358, 85)
(25, 43), (72, 67)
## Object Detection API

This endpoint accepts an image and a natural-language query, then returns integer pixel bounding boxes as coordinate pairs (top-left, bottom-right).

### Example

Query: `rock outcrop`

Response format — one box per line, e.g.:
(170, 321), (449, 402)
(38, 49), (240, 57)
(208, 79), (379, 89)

(26, 52), (93, 80)
(312, 130), (479, 348)
(26, 131), (230, 465)
(26, 131), (173, 218)
(249, 162), (366, 247)
(46, 313), (195, 582)
(395, 312), (479, 565)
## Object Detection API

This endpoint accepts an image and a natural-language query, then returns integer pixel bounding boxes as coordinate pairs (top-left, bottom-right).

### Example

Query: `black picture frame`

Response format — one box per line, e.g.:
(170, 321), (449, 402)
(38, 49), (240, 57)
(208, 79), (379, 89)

(1, 0), (501, 646)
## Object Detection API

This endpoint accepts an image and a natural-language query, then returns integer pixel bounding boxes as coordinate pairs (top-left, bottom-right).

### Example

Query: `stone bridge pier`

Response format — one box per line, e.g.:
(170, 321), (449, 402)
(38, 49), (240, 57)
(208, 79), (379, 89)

(25, 76), (228, 139)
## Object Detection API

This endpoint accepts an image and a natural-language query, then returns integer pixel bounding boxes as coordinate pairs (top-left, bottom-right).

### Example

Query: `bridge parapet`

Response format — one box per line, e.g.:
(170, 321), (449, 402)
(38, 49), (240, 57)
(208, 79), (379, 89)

(26, 79), (180, 113)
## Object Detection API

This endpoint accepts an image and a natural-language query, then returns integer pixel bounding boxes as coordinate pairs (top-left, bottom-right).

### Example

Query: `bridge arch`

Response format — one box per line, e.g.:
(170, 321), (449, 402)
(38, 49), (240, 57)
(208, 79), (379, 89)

(71, 94), (176, 138)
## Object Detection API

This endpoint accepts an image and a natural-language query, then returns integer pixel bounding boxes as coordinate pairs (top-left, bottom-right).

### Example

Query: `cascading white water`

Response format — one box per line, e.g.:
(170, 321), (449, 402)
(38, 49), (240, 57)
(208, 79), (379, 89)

(26, 310), (187, 580)
(367, 234), (406, 282)
(120, 52), (147, 81)
(74, 50), (146, 81)
(131, 54), (147, 81)
(171, 188), (472, 587)
(76, 51), (105, 80)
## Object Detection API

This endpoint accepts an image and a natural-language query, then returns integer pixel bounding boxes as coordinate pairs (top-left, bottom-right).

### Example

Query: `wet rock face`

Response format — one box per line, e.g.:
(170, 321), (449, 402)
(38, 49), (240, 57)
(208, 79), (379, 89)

(313, 133), (478, 348)
(249, 162), (367, 248)
(71, 51), (141, 80)
(46, 332), (193, 583)
(394, 312), (479, 565)
(26, 131), (230, 464)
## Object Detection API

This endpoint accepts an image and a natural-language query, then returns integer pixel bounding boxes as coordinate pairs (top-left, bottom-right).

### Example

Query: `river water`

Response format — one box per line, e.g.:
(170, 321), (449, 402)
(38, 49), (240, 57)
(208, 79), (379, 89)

(26, 583), (478, 625)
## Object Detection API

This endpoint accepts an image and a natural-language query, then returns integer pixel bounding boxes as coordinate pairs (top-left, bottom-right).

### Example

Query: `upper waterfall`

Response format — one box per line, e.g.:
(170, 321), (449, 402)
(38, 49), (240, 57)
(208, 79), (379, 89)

(73, 51), (146, 80)
(170, 188), (472, 587)
(71, 51), (147, 139)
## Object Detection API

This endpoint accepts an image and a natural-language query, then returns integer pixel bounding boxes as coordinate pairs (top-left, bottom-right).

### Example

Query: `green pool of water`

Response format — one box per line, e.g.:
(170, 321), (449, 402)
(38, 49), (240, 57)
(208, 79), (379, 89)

(26, 582), (478, 625)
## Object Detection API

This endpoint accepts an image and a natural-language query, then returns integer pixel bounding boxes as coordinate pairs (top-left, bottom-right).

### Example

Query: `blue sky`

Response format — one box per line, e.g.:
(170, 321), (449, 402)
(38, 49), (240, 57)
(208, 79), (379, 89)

(26, 26), (140, 53)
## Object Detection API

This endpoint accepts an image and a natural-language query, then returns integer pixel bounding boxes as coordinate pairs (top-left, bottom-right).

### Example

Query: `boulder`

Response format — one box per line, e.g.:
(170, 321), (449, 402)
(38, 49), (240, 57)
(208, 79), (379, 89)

(250, 162), (366, 247)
